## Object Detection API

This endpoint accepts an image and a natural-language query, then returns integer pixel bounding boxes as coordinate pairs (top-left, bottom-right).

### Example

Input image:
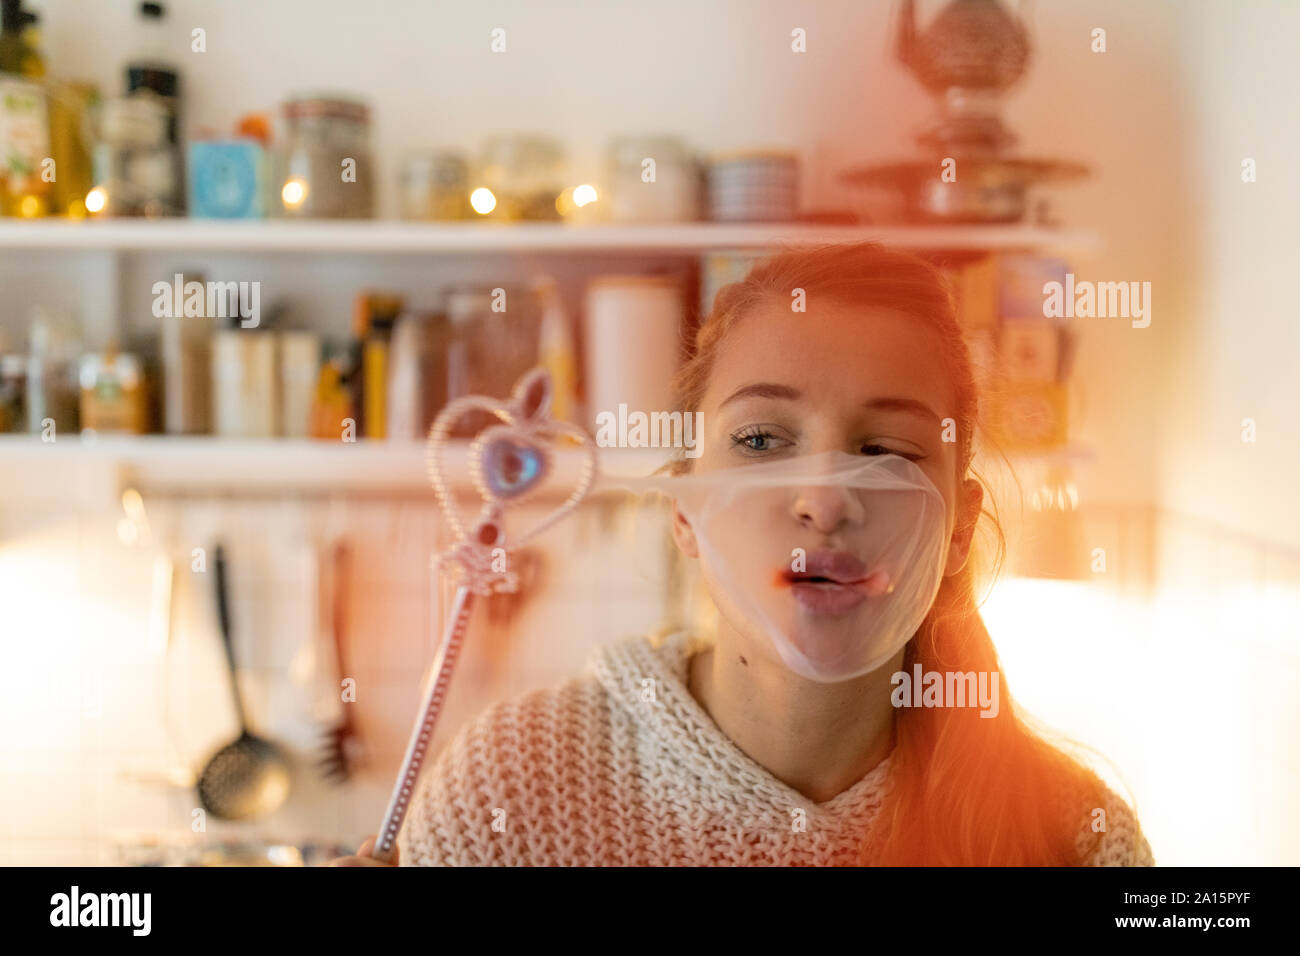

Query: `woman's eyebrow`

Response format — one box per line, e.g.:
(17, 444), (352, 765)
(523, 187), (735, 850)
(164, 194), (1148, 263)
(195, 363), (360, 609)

(718, 382), (800, 409)
(863, 396), (942, 425)
(718, 384), (941, 425)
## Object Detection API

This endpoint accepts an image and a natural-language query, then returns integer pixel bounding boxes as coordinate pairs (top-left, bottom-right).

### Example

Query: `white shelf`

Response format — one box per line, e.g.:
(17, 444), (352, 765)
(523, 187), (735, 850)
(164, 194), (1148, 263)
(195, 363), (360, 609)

(0, 434), (1092, 501)
(0, 219), (1101, 255)
(0, 435), (671, 497)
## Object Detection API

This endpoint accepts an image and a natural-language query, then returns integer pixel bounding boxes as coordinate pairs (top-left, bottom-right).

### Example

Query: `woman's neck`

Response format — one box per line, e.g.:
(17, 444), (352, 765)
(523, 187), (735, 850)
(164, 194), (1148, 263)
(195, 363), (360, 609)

(687, 634), (900, 805)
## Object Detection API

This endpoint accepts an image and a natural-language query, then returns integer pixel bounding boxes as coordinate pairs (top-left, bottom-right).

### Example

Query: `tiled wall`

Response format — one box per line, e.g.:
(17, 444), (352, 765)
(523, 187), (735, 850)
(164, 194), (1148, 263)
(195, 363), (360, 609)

(0, 489), (677, 864)
(2, 489), (1295, 865)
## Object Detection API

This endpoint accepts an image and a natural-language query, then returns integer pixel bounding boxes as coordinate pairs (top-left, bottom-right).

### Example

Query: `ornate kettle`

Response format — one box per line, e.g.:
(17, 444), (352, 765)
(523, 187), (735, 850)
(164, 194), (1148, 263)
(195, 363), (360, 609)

(895, 0), (1031, 96)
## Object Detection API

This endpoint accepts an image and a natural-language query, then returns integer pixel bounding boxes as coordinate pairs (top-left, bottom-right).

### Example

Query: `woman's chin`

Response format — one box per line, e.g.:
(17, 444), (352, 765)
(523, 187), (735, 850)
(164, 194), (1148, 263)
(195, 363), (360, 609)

(785, 615), (867, 668)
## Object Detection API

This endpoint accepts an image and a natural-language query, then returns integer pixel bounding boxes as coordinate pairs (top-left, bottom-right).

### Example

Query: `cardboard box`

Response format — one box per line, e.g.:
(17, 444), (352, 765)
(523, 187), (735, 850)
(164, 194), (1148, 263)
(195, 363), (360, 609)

(989, 381), (1069, 451)
(999, 317), (1061, 383)
(955, 255), (999, 329)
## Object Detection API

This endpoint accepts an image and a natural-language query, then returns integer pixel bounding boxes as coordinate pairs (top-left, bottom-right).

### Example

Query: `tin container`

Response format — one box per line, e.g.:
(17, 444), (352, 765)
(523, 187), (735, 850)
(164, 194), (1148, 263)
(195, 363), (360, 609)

(706, 150), (799, 222)
(583, 275), (683, 435)
(188, 139), (268, 218)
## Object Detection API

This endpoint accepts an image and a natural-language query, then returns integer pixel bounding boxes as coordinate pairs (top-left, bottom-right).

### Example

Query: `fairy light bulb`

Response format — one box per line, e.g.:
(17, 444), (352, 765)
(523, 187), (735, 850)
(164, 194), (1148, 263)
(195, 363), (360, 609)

(470, 187), (496, 215)
(281, 178), (308, 209)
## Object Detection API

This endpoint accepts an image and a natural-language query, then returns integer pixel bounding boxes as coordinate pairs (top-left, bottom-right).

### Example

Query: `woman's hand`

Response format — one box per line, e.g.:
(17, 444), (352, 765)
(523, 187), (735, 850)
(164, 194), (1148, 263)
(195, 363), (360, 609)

(327, 836), (398, 866)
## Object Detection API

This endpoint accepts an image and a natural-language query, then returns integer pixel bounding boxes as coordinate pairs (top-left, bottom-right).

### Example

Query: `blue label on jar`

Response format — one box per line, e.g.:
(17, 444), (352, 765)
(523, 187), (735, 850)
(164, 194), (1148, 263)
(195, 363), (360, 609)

(189, 141), (265, 218)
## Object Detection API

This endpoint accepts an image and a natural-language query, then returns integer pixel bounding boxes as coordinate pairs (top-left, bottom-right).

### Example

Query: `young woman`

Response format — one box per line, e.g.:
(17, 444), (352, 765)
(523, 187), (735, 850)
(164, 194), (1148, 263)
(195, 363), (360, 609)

(334, 241), (1153, 867)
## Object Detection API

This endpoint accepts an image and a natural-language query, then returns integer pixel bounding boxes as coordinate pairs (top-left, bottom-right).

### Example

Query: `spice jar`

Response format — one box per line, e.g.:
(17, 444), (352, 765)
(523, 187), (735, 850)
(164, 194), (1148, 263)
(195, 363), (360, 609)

(275, 94), (374, 219)
(399, 151), (471, 220)
(475, 134), (565, 221)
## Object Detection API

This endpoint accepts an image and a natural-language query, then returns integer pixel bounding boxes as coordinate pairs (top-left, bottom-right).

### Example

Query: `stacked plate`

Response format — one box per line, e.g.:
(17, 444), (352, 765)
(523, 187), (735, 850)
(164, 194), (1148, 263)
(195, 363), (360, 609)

(706, 151), (799, 222)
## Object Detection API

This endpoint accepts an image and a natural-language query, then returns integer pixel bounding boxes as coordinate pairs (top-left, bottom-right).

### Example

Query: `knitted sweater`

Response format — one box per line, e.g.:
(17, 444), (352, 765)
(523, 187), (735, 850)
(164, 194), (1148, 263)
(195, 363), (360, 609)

(399, 629), (1154, 866)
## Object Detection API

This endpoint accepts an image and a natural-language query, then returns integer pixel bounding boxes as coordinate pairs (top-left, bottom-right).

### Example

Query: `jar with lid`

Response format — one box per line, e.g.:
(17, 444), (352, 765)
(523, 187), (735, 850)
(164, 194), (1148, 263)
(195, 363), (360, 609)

(605, 134), (699, 223)
(399, 150), (471, 220)
(475, 134), (565, 221)
(275, 94), (374, 218)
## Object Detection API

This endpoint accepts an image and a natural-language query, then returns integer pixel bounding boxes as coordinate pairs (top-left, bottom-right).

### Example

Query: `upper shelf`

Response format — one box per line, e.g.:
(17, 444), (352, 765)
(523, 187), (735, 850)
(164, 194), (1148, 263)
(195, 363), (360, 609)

(0, 434), (1096, 501)
(0, 219), (1102, 255)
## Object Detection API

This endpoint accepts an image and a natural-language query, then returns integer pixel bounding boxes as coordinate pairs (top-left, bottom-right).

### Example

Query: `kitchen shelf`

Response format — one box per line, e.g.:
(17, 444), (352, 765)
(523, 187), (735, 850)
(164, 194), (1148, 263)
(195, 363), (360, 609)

(0, 433), (1092, 499)
(0, 218), (1102, 255)
(0, 435), (672, 497)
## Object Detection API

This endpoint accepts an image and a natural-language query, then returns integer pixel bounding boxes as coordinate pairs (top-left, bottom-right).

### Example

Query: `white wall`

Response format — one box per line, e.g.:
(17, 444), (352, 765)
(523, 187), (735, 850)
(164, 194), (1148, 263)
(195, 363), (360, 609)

(1161, 0), (1300, 549)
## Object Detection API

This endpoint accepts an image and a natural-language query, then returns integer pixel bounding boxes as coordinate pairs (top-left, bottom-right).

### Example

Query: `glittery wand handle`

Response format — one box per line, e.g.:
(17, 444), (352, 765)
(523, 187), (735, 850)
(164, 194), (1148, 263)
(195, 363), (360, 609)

(372, 584), (474, 864)
(369, 367), (597, 864)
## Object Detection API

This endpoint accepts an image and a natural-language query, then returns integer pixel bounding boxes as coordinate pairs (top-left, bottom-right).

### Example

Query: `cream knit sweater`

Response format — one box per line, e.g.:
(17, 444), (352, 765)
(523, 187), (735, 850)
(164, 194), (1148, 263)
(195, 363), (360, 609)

(399, 629), (1154, 866)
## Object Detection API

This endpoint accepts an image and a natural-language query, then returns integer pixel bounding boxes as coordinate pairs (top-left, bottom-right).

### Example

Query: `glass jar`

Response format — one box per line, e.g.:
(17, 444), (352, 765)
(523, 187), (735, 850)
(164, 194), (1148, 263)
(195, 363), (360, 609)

(275, 94), (374, 219)
(475, 134), (565, 221)
(399, 150), (471, 220)
(89, 94), (177, 217)
(605, 134), (699, 223)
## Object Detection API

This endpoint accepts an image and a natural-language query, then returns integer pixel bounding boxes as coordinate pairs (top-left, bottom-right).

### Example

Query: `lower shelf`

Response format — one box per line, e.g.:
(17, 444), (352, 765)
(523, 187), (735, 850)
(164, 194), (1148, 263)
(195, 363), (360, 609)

(0, 435), (671, 498)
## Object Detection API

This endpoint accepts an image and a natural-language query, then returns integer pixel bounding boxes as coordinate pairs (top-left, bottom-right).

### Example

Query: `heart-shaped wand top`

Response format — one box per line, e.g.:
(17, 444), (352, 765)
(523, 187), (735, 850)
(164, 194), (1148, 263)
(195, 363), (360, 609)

(426, 368), (597, 595)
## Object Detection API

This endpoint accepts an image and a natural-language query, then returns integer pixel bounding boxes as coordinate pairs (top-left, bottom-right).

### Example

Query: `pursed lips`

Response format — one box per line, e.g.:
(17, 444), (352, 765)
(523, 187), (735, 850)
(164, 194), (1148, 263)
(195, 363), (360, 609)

(777, 549), (891, 614)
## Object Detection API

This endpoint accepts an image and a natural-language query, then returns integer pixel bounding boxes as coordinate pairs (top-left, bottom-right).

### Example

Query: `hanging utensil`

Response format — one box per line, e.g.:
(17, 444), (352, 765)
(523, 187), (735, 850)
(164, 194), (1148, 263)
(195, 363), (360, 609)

(314, 538), (367, 784)
(196, 543), (293, 820)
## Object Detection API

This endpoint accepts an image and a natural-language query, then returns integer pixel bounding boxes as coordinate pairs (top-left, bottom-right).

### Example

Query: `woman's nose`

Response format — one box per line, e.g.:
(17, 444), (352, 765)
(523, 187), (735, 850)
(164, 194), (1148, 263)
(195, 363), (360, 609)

(790, 484), (865, 534)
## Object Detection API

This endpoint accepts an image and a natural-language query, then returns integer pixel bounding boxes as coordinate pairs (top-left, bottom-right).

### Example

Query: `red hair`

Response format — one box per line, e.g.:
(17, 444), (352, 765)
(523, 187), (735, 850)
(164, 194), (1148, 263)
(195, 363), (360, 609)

(669, 241), (1107, 865)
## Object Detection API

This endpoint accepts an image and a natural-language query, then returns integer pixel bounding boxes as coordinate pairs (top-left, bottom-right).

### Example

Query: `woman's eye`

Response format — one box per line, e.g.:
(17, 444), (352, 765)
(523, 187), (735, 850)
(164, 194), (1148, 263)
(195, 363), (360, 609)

(861, 443), (923, 461)
(730, 427), (790, 454)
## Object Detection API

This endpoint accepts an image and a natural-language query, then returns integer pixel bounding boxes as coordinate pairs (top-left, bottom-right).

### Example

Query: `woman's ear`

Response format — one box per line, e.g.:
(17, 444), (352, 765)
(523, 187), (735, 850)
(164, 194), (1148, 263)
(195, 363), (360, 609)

(670, 500), (699, 559)
(944, 477), (984, 577)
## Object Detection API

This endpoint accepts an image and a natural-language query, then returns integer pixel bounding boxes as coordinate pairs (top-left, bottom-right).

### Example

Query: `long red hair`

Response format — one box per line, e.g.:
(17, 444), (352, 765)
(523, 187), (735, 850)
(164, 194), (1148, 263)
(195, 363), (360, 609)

(668, 241), (1108, 865)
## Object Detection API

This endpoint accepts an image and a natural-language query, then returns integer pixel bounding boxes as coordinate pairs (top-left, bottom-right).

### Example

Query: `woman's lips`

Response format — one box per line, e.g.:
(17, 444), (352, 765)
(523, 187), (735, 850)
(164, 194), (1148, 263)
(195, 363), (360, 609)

(788, 579), (871, 616)
(775, 550), (892, 617)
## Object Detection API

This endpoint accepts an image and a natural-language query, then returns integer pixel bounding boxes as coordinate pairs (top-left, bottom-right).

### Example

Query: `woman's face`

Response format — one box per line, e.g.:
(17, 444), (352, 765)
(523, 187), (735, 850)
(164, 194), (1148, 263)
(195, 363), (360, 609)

(671, 296), (983, 674)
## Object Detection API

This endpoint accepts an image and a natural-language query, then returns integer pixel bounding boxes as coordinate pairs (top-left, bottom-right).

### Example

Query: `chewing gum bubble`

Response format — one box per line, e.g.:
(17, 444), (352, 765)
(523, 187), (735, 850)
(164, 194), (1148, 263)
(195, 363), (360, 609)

(597, 450), (949, 682)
